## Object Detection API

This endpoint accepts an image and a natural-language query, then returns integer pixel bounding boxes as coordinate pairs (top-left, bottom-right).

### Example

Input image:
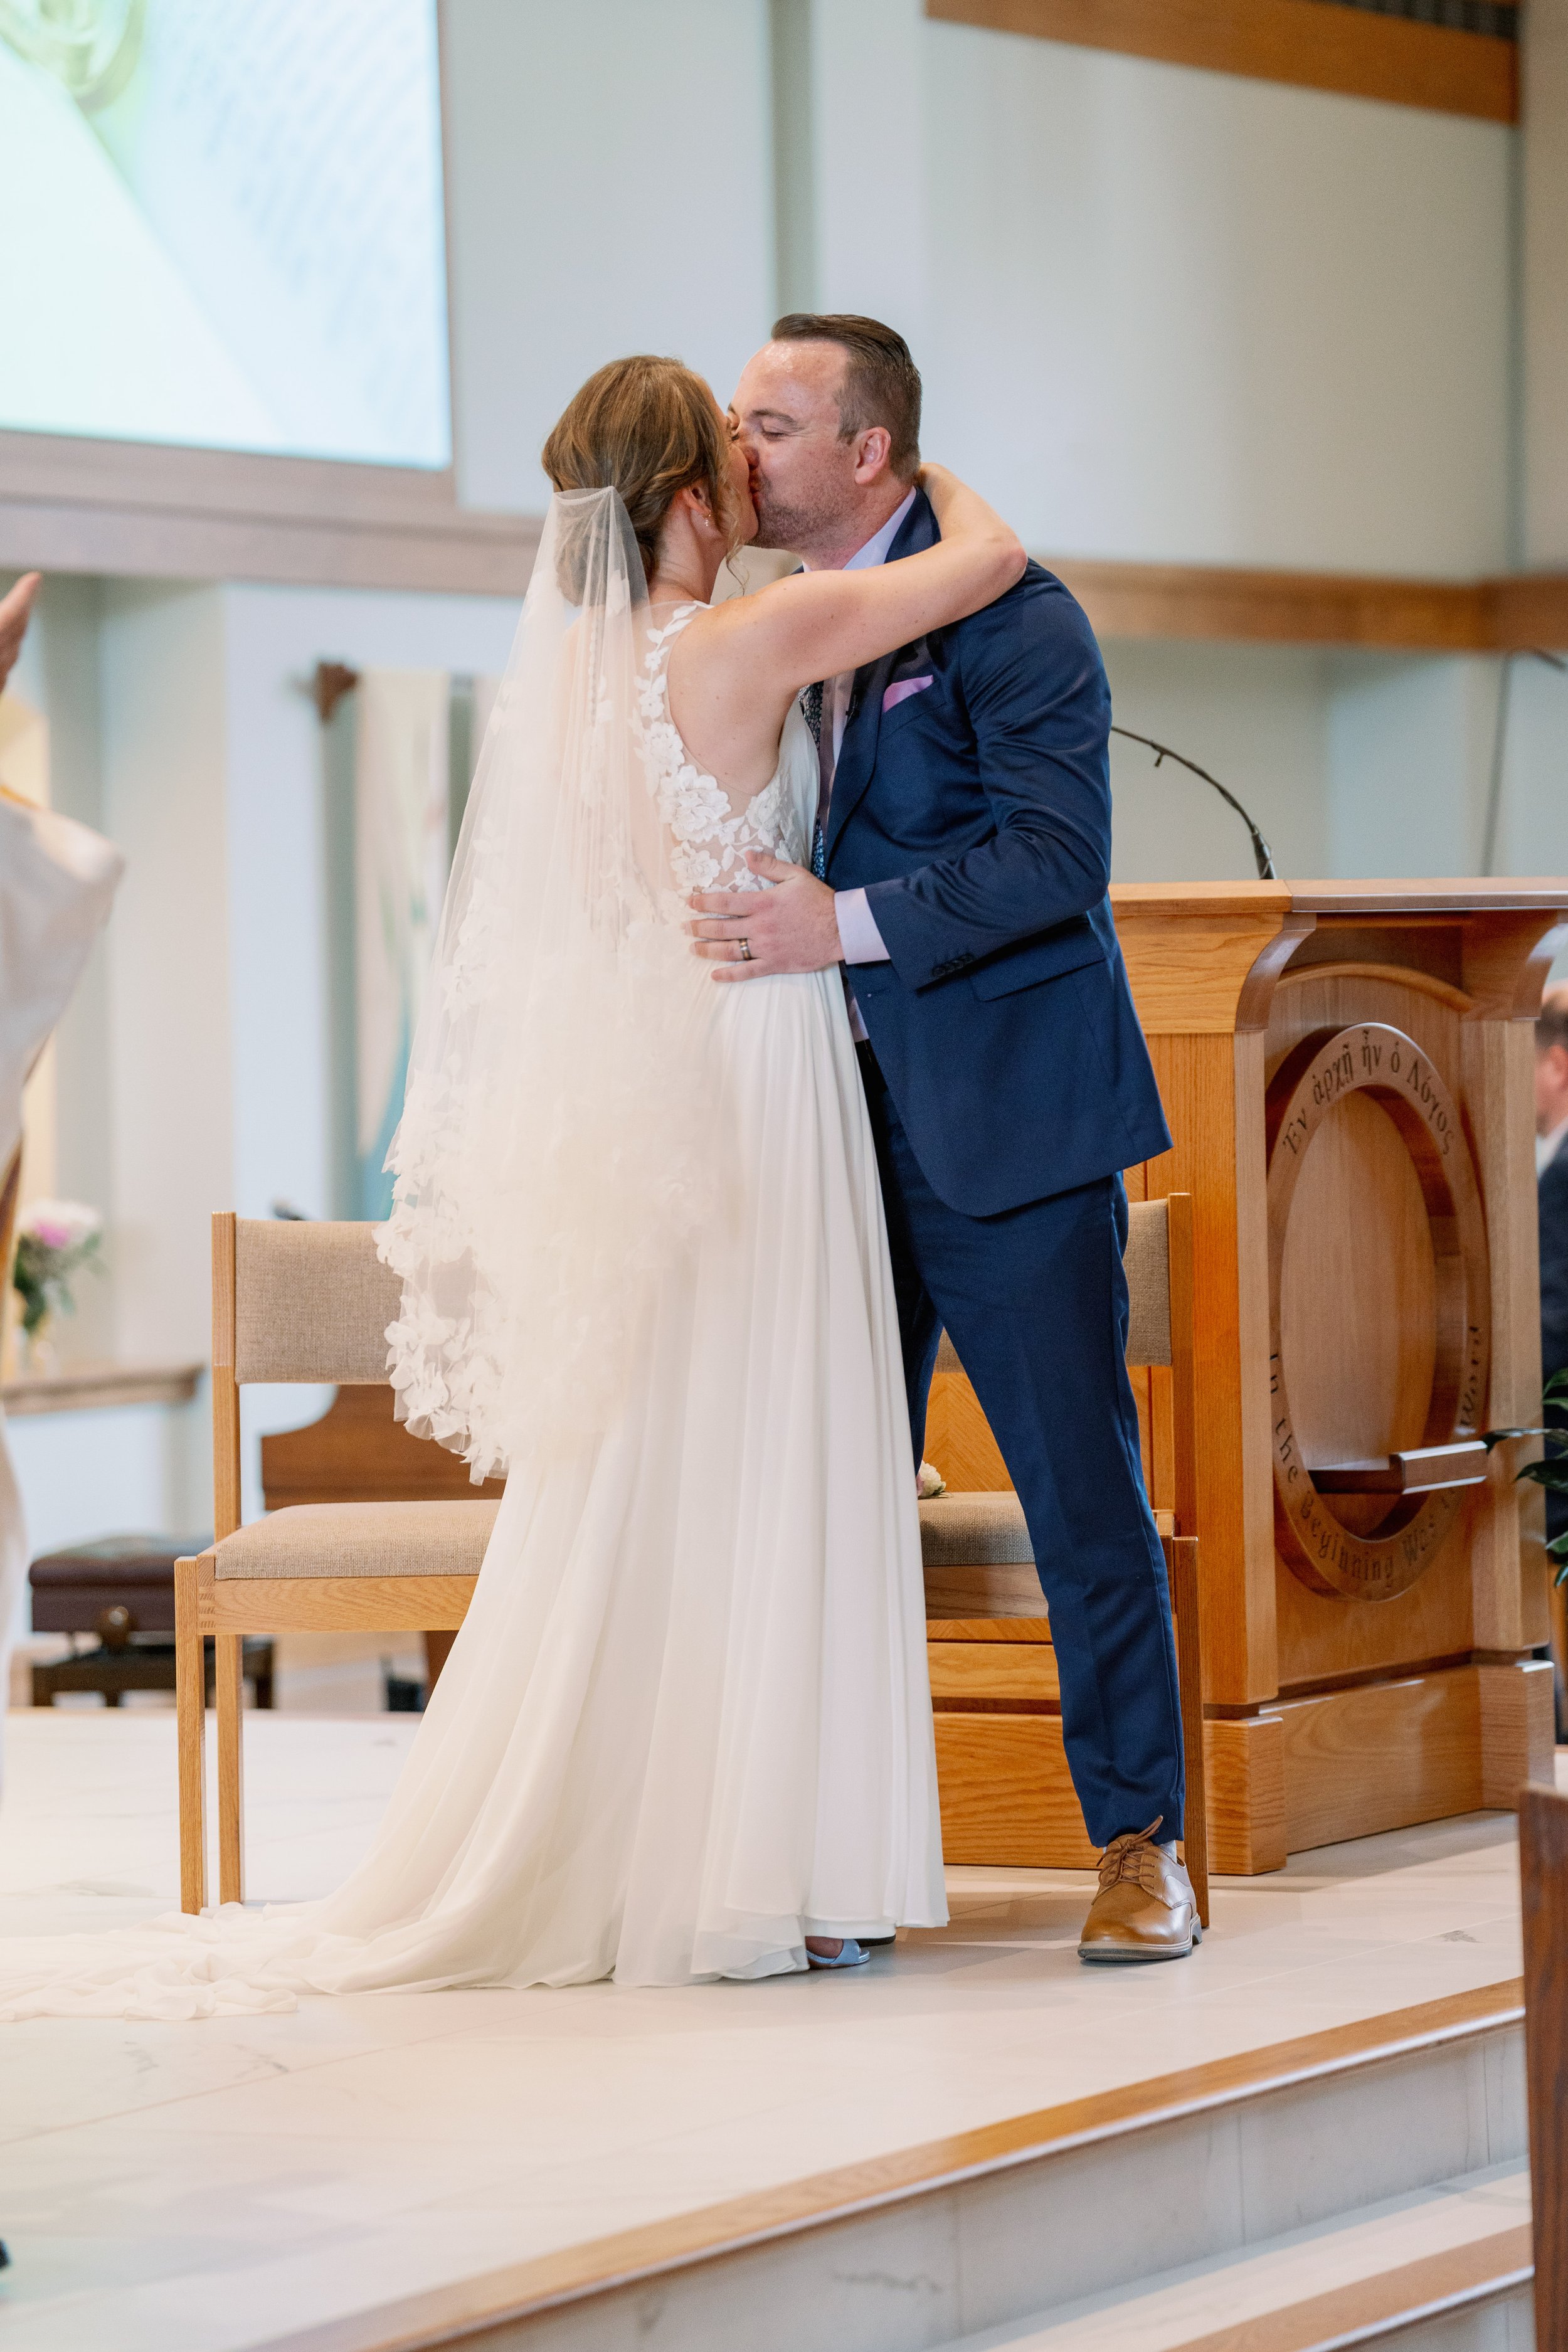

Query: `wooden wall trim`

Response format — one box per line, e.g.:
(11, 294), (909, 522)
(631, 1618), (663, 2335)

(6, 479), (1564, 649)
(926, 0), (1517, 122)
(0, 495), (540, 598)
(1051, 559), (1568, 653)
(0, 429), (465, 526)
(0, 1360), (203, 1417)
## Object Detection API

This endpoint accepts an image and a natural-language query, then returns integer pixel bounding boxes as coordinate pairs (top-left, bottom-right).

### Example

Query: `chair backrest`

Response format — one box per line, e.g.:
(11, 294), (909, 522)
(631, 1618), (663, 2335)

(935, 1196), (1177, 1375)
(226, 1217), (403, 1386)
(930, 1192), (1195, 1534)
(1124, 1199), (1173, 1369)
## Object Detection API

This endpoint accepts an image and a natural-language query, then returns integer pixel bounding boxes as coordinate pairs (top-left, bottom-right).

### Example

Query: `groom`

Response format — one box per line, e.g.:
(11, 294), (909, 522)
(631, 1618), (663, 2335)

(691, 314), (1196, 1962)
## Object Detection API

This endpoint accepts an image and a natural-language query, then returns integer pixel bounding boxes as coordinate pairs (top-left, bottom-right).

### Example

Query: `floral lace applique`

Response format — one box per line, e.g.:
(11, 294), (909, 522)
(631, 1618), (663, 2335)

(639, 605), (802, 897)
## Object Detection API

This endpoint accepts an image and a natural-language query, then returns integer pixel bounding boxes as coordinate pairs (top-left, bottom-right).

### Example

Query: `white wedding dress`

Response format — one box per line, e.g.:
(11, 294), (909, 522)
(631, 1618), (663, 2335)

(0, 539), (946, 2018)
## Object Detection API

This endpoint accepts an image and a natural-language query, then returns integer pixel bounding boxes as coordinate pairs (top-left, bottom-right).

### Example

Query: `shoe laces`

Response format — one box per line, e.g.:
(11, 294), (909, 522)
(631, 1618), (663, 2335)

(1096, 1819), (1170, 1897)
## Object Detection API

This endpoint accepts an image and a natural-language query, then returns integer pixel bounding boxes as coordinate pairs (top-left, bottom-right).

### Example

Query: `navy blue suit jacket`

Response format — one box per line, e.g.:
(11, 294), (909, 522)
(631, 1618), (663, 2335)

(826, 490), (1171, 1216)
(1542, 1152), (1568, 1387)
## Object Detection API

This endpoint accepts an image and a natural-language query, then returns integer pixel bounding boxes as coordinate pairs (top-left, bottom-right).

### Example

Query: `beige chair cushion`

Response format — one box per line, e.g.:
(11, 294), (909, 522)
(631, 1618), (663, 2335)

(234, 1220), (405, 1385)
(213, 1500), (500, 1580)
(919, 1490), (1032, 1566)
(921, 1491), (1044, 1621)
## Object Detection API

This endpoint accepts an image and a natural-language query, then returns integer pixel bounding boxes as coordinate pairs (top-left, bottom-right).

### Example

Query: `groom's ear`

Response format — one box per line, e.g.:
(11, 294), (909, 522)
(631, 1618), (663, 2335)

(850, 425), (894, 486)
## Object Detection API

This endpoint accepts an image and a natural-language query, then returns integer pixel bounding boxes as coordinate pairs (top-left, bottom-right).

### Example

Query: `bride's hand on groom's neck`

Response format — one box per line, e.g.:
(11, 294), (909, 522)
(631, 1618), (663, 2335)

(686, 852), (844, 981)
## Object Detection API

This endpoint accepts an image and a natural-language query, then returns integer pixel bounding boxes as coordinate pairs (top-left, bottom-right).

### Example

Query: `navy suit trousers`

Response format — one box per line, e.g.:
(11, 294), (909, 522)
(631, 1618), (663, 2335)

(858, 1045), (1185, 1848)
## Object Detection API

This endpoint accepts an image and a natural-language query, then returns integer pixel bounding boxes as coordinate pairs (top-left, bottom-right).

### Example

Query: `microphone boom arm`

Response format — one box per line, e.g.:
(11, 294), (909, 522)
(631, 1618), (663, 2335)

(1110, 726), (1278, 882)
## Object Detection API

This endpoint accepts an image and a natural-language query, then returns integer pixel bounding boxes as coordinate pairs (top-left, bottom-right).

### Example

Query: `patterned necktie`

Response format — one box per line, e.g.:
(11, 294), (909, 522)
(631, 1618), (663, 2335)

(801, 682), (829, 879)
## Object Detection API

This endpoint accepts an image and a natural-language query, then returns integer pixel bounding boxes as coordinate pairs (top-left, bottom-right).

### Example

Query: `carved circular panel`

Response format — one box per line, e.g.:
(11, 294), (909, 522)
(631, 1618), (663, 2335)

(1266, 1023), (1490, 1601)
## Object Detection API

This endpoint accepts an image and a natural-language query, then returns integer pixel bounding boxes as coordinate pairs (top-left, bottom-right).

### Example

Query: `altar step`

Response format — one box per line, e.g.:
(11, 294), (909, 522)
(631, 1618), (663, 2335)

(937, 2163), (1531, 2352)
(268, 1978), (1530, 2352)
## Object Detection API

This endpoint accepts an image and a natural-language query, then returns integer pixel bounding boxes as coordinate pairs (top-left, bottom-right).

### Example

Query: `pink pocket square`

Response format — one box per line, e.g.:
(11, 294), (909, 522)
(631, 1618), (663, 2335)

(882, 674), (934, 714)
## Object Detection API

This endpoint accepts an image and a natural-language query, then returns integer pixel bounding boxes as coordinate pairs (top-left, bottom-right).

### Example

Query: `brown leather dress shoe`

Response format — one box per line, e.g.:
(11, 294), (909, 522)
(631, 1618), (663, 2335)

(1078, 1820), (1200, 1963)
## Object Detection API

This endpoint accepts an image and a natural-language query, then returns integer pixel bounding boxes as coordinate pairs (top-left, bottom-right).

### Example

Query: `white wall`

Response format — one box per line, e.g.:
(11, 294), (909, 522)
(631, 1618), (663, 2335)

(761, 3), (1518, 574)
(1487, 650), (1568, 882)
(1325, 652), (1503, 877)
(918, 24), (1512, 574)
(1103, 641), (1533, 889)
(221, 583), (519, 1227)
(443, 0), (776, 514)
(5, 1401), (206, 1559)
(1104, 640), (1331, 882)
(99, 583), (233, 1370)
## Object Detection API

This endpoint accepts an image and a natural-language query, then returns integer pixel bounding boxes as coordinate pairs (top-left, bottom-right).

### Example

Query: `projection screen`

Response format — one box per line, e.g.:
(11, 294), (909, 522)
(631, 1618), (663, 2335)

(0, 0), (451, 472)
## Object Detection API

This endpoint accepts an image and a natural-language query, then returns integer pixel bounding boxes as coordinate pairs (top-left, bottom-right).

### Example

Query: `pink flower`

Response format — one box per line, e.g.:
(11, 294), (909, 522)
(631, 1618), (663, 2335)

(19, 1199), (100, 1249)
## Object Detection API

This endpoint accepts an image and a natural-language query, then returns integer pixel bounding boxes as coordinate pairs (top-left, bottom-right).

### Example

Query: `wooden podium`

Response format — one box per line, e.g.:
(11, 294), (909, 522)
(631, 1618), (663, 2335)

(928, 881), (1565, 1873)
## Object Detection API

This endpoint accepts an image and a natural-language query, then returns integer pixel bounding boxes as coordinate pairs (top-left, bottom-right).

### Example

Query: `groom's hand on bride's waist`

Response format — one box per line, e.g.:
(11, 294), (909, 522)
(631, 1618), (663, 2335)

(687, 851), (844, 981)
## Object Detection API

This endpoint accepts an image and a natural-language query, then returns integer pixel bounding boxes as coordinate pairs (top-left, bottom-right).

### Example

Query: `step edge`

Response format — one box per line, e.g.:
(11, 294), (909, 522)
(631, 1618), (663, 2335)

(1152, 2221), (1533, 2352)
(948, 2166), (1530, 2352)
(257, 1975), (1524, 2352)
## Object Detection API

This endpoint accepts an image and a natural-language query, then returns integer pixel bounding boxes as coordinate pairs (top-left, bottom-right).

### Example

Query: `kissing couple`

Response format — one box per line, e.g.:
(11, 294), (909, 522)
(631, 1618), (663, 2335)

(1, 315), (1195, 2025)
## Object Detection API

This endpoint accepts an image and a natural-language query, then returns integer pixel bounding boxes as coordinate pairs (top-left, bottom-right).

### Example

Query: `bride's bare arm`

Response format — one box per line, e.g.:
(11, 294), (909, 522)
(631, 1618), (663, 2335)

(670, 469), (1024, 791)
(721, 465), (1023, 693)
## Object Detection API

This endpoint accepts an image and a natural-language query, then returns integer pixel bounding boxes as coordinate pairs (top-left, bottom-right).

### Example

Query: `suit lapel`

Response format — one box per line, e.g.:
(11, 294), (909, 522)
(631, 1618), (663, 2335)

(824, 491), (938, 872)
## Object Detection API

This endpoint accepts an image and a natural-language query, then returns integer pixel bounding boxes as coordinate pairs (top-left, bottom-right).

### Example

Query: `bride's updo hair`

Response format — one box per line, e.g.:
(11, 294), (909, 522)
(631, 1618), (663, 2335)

(542, 356), (739, 593)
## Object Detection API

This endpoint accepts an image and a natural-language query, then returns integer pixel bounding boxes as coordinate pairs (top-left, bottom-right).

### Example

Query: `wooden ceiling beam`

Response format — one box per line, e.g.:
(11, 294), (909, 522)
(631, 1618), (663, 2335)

(928, 0), (1518, 123)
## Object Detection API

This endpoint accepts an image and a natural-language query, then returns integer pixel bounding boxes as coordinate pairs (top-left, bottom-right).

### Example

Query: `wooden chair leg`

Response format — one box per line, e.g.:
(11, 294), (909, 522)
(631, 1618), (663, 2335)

(1167, 1535), (1210, 1929)
(174, 1556), (208, 1914)
(423, 1628), (457, 1693)
(214, 1631), (245, 1905)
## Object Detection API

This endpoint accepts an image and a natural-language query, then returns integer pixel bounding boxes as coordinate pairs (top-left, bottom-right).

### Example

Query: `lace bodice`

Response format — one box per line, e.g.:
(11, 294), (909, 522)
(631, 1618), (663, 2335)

(639, 603), (813, 898)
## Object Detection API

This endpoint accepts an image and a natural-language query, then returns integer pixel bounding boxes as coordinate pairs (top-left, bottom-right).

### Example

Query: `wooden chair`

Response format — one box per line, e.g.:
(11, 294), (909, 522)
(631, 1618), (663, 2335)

(1521, 1781), (1568, 2352)
(175, 1214), (499, 1913)
(919, 1192), (1209, 1926)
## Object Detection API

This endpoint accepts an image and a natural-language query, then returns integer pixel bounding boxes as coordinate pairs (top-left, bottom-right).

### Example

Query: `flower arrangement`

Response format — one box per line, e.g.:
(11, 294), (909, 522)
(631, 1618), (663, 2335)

(11, 1199), (103, 1340)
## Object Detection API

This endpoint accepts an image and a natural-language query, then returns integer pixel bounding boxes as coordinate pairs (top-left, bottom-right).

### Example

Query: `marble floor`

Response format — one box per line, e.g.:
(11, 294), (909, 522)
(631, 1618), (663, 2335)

(0, 1710), (1547, 2352)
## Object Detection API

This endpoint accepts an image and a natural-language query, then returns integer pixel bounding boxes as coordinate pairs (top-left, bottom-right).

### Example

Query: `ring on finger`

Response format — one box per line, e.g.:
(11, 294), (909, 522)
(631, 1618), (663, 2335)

(736, 938), (753, 961)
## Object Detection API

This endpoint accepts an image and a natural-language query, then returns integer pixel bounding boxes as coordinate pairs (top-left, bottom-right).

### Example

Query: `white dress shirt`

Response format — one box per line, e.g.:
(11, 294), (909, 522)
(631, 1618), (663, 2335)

(804, 489), (915, 1034)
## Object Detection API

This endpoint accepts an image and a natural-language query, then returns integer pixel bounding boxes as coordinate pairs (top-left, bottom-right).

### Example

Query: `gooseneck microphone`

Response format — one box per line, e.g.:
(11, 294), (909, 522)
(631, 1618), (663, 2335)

(1110, 726), (1278, 882)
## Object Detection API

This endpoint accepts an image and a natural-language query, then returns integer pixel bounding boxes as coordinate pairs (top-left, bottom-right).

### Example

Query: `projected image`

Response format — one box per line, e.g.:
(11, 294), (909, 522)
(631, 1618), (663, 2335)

(0, 0), (452, 469)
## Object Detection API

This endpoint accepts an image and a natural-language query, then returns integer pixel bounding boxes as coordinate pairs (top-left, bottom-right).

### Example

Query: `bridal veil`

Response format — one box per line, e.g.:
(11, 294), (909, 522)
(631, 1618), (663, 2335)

(378, 489), (719, 1477)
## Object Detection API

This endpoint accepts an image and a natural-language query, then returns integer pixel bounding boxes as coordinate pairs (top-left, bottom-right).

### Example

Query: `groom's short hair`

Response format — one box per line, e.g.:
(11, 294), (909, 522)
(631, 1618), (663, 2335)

(771, 314), (922, 481)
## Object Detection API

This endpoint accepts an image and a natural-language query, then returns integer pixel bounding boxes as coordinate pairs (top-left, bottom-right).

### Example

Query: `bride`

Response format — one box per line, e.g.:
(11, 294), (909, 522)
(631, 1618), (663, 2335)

(1, 358), (1024, 2016)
